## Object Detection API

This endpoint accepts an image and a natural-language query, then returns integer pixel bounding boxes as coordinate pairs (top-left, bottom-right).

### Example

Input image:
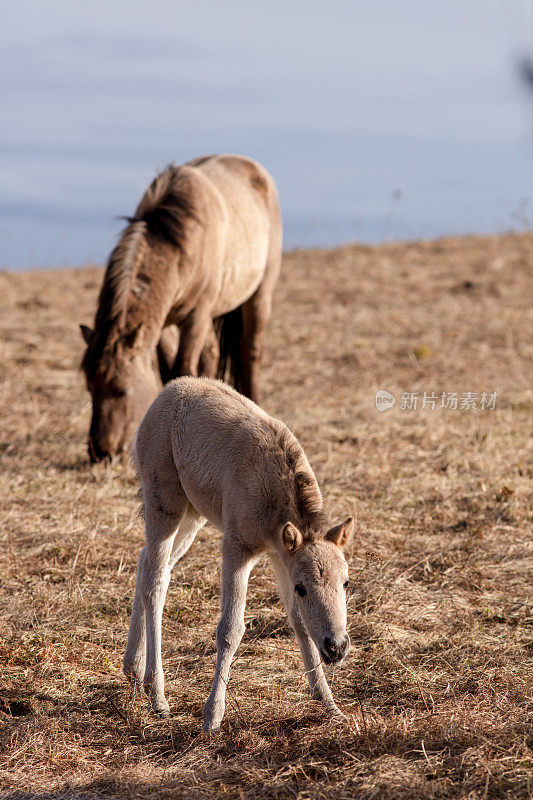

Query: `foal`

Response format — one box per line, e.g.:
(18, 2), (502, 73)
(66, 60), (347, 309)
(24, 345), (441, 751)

(123, 377), (354, 731)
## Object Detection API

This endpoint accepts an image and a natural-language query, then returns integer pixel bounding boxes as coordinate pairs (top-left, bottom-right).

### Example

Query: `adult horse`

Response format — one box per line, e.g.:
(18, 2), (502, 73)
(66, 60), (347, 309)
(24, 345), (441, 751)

(81, 154), (282, 462)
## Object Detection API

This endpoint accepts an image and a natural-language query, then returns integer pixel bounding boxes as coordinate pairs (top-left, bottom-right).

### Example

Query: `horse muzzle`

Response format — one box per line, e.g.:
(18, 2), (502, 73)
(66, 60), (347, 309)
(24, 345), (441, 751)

(320, 634), (350, 665)
(88, 436), (126, 464)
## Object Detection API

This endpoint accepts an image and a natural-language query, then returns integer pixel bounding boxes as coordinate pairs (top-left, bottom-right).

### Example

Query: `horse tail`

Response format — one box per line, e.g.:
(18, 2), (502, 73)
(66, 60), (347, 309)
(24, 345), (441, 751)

(215, 307), (244, 393)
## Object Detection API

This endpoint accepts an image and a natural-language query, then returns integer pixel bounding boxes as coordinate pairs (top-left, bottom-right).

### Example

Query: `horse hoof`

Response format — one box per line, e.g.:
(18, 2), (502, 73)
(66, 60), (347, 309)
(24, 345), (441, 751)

(203, 721), (221, 734)
(154, 708), (170, 719)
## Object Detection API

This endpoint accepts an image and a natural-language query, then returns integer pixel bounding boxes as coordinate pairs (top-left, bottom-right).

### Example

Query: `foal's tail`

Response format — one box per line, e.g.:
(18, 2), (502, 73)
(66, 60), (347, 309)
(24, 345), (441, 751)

(215, 307), (244, 393)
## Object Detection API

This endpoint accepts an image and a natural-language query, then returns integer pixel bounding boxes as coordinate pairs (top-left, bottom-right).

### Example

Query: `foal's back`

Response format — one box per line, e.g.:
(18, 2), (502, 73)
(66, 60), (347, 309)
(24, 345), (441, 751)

(135, 377), (318, 547)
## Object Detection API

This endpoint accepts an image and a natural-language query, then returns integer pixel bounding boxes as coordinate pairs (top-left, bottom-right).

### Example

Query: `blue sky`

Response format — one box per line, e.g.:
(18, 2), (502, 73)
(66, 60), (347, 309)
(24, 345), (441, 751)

(2, 1), (533, 268)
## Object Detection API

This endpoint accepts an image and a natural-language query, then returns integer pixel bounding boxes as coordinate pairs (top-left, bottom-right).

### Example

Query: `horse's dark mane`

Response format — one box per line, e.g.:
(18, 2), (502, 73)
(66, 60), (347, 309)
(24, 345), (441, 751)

(130, 163), (198, 249)
(82, 165), (197, 374)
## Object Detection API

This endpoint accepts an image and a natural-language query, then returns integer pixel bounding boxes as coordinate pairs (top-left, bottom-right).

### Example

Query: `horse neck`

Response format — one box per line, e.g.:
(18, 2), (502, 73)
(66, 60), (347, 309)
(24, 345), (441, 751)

(114, 257), (180, 354)
(127, 242), (181, 337)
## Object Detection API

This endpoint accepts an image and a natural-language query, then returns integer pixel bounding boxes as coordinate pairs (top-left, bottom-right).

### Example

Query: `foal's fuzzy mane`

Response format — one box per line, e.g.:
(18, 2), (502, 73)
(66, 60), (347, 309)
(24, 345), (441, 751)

(277, 429), (326, 536)
(82, 165), (197, 372)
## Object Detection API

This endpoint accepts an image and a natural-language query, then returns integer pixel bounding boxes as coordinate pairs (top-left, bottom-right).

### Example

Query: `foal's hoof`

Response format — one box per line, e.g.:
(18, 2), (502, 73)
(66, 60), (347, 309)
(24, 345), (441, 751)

(323, 701), (348, 722)
(148, 696), (171, 718)
(202, 720), (222, 735)
(124, 667), (145, 686)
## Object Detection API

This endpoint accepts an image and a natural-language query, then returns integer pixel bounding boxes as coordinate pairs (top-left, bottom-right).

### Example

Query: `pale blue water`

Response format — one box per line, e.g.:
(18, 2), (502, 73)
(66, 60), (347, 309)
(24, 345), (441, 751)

(2, 0), (533, 269)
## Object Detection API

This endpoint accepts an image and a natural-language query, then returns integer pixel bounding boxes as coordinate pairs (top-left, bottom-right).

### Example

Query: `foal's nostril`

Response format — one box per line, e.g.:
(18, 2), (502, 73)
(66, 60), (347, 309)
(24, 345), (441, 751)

(339, 635), (350, 658)
(324, 637), (338, 658)
(323, 635), (350, 662)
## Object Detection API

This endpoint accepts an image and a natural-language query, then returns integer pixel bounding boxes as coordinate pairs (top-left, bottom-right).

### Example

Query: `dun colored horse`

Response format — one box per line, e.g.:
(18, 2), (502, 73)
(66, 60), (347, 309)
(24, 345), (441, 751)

(123, 377), (354, 731)
(81, 154), (281, 462)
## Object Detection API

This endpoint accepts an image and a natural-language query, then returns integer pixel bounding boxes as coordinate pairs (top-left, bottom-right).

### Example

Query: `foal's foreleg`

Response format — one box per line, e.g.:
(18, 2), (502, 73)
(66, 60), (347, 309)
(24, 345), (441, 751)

(290, 611), (344, 717)
(203, 541), (256, 732)
(269, 553), (344, 718)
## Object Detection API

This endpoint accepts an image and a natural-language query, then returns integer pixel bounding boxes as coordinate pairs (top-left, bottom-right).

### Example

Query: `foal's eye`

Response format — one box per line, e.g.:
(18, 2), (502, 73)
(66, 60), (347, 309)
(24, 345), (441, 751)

(295, 584), (307, 597)
(343, 580), (349, 590)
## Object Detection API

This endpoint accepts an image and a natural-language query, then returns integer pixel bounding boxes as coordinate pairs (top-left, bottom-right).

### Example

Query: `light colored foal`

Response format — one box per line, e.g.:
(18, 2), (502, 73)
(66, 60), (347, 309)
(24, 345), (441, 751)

(123, 377), (354, 731)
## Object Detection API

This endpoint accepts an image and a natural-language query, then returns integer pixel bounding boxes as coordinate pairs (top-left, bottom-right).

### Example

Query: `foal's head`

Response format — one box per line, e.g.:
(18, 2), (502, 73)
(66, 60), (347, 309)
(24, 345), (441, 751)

(282, 517), (354, 664)
(81, 324), (159, 462)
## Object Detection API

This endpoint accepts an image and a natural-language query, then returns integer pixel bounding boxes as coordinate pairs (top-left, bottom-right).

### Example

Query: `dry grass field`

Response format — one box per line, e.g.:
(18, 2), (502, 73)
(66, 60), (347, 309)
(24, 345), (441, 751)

(0, 233), (532, 799)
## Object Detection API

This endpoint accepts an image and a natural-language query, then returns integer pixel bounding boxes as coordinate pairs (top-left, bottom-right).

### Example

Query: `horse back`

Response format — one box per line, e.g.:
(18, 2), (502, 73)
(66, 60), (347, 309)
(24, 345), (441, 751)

(136, 377), (315, 548)
(186, 155), (281, 315)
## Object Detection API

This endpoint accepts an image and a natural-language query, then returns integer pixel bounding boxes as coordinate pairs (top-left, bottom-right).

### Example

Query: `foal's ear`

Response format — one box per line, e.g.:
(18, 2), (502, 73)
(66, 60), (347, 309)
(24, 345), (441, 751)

(80, 324), (93, 345)
(282, 522), (303, 554)
(325, 516), (354, 550)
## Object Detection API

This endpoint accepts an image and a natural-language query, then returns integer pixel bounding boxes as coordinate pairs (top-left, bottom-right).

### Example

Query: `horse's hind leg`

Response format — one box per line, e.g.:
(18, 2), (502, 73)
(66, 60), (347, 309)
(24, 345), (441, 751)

(168, 503), (206, 570)
(239, 229), (281, 403)
(124, 488), (189, 715)
(123, 505), (183, 702)
(239, 291), (271, 404)
(123, 545), (149, 686)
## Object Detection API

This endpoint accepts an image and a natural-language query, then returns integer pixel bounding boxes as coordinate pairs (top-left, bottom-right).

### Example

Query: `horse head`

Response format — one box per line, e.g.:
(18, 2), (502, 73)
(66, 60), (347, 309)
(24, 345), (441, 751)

(81, 323), (160, 462)
(282, 516), (354, 664)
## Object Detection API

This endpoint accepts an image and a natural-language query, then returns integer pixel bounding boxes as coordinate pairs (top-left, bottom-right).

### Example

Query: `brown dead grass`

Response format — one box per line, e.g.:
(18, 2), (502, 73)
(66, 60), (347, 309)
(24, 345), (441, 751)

(0, 233), (532, 799)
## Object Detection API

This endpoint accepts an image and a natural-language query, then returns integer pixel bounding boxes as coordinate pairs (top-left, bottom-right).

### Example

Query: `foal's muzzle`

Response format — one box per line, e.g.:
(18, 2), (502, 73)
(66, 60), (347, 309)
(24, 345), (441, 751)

(320, 634), (350, 665)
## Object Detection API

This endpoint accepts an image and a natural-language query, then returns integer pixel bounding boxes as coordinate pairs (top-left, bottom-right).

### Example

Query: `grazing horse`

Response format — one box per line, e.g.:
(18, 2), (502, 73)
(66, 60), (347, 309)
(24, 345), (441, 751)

(123, 377), (354, 731)
(81, 154), (282, 462)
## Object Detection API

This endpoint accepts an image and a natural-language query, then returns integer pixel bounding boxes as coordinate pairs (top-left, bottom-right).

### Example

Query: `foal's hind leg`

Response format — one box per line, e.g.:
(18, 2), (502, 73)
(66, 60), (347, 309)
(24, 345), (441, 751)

(168, 503), (206, 570)
(123, 504), (184, 699)
(124, 486), (195, 715)
(123, 546), (148, 685)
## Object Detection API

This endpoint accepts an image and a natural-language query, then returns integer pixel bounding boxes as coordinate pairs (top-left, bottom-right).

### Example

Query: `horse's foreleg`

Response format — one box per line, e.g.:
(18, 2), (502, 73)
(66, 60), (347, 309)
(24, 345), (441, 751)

(203, 540), (257, 732)
(198, 320), (220, 378)
(174, 309), (213, 378)
(157, 326), (179, 384)
(268, 553), (344, 718)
